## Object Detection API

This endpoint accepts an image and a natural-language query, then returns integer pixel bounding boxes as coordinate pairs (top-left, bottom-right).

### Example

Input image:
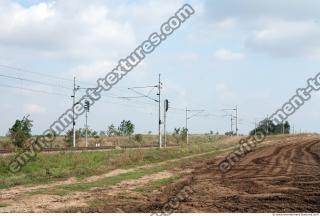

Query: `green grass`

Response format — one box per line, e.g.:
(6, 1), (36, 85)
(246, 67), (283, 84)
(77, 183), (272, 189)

(0, 203), (7, 208)
(134, 175), (179, 193)
(30, 166), (165, 196)
(0, 136), (237, 189)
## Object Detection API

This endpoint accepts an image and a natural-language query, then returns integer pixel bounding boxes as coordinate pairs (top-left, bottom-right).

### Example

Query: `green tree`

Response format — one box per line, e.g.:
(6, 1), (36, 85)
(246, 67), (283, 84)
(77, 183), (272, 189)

(64, 129), (81, 147)
(134, 134), (143, 143)
(91, 130), (98, 137)
(107, 124), (118, 137)
(118, 120), (135, 136)
(8, 116), (33, 148)
(99, 131), (106, 137)
(180, 127), (188, 141)
(250, 120), (291, 135)
(173, 128), (181, 135)
(225, 131), (235, 136)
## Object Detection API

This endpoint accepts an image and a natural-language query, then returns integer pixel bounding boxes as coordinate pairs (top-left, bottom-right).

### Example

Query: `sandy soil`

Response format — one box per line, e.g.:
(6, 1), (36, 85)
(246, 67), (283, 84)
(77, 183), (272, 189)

(142, 135), (320, 213)
(0, 146), (230, 213)
(2, 135), (319, 213)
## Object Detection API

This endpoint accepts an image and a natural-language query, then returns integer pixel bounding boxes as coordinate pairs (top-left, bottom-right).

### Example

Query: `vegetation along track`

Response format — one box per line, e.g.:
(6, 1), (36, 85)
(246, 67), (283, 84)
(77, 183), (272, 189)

(0, 144), (180, 156)
(143, 136), (320, 213)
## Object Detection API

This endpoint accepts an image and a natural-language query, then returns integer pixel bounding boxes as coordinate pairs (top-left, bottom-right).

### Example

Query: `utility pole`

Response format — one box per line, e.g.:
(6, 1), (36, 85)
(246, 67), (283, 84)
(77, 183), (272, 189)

(266, 115), (269, 135)
(222, 106), (238, 135)
(292, 125), (295, 134)
(185, 108), (204, 145)
(254, 120), (257, 136)
(235, 106), (238, 136)
(230, 115), (233, 133)
(72, 77), (77, 148)
(85, 110), (88, 147)
(164, 99), (169, 148)
(186, 107), (188, 145)
(157, 74), (162, 148)
(126, 75), (163, 148)
(224, 114), (234, 134)
(84, 100), (90, 148)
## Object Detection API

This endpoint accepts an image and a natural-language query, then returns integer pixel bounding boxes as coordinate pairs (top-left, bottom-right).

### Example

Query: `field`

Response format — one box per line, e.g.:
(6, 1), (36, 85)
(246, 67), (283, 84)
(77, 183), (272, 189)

(0, 134), (319, 212)
(0, 134), (220, 150)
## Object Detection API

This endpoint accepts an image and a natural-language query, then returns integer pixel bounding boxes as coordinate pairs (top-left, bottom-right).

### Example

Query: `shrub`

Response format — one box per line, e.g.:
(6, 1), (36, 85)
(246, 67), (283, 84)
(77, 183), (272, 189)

(134, 134), (143, 143)
(64, 129), (81, 147)
(8, 116), (33, 148)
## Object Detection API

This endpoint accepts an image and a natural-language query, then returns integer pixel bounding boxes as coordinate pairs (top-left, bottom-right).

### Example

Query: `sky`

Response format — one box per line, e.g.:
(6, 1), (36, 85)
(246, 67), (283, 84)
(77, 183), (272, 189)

(1, 0), (320, 136)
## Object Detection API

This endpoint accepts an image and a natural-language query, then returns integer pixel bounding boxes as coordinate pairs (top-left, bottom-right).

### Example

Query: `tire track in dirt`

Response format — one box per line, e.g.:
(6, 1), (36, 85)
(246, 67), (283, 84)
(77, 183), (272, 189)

(0, 146), (238, 213)
(142, 136), (320, 213)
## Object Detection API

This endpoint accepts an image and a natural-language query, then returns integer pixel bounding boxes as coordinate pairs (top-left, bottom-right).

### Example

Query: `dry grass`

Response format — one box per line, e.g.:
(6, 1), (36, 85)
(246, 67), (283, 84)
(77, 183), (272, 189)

(0, 134), (225, 150)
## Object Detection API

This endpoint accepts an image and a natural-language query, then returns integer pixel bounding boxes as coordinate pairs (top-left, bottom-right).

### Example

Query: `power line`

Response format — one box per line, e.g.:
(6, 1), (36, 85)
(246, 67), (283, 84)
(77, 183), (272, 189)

(0, 64), (73, 82)
(0, 74), (73, 90)
(0, 83), (70, 97)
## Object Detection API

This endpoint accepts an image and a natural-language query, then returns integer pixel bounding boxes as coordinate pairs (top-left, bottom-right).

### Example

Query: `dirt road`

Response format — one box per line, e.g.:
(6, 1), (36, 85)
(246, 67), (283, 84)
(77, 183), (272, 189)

(1, 135), (319, 213)
(143, 136), (320, 213)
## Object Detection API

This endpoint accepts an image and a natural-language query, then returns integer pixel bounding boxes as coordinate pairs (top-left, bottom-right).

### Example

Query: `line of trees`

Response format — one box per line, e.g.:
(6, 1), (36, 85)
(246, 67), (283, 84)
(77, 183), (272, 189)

(106, 120), (135, 137)
(250, 119), (290, 135)
(5, 116), (292, 149)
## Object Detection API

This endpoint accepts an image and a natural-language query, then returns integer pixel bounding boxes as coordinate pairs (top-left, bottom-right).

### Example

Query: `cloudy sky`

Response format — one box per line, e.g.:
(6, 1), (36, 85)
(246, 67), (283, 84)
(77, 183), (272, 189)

(1, 0), (320, 135)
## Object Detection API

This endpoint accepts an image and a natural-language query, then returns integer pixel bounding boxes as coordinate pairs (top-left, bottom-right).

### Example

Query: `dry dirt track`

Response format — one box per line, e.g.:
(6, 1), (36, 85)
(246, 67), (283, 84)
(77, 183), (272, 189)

(143, 136), (320, 213)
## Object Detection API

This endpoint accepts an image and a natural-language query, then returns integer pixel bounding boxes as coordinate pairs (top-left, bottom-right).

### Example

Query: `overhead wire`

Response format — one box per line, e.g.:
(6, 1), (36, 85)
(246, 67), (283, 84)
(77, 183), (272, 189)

(0, 83), (70, 97)
(0, 74), (73, 90)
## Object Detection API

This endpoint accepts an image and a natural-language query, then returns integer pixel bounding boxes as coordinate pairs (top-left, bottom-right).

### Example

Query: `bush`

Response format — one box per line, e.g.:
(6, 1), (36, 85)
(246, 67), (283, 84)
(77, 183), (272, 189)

(64, 129), (81, 147)
(134, 134), (143, 143)
(8, 116), (33, 148)
(0, 139), (13, 150)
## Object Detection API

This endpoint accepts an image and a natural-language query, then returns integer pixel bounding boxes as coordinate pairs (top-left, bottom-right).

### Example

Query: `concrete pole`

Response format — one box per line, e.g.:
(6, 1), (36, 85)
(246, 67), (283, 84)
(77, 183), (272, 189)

(186, 107), (189, 145)
(72, 77), (76, 148)
(158, 74), (162, 148)
(85, 110), (88, 147)
(164, 101), (167, 148)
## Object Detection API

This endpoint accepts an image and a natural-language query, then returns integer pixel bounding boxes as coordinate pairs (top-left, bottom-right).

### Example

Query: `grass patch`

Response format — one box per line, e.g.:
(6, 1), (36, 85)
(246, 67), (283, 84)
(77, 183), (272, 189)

(28, 188), (70, 196)
(134, 175), (179, 193)
(30, 166), (165, 196)
(0, 136), (239, 189)
(0, 203), (7, 208)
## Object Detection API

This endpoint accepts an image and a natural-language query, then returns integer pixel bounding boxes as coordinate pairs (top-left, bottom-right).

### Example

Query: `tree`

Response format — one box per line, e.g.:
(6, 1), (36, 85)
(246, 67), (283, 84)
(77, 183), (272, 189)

(118, 120), (135, 136)
(173, 128), (181, 145)
(173, 127), (188, 144)
(173, 128), (181, 135)
(8, 116), (33, 148)
(134, 134), (143, 143)
(250, 120), (291, 136)
(107, 124), (118, 137)
(225, 131), (235, 136)
(79, 128), (86, 137)
(64, 129), (81, 147)
(99, 131), (106, 137)
(91, 130), (98, 137)
(180, 127), (188, 141)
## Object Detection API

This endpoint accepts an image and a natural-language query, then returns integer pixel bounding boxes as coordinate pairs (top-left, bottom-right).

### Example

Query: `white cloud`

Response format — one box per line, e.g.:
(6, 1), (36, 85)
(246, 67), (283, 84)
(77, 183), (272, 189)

(70, 60), (114, 81)
(215, 18), (237, 30)
(214, 49), (245, 61)
(245, 19), (320, 58)
(0, 1), (136, 61)
(215, 83), (234, 98)
(24, 103), (46, 114)
(202, 1), (320, 59)
(174, 52), (199, 62)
